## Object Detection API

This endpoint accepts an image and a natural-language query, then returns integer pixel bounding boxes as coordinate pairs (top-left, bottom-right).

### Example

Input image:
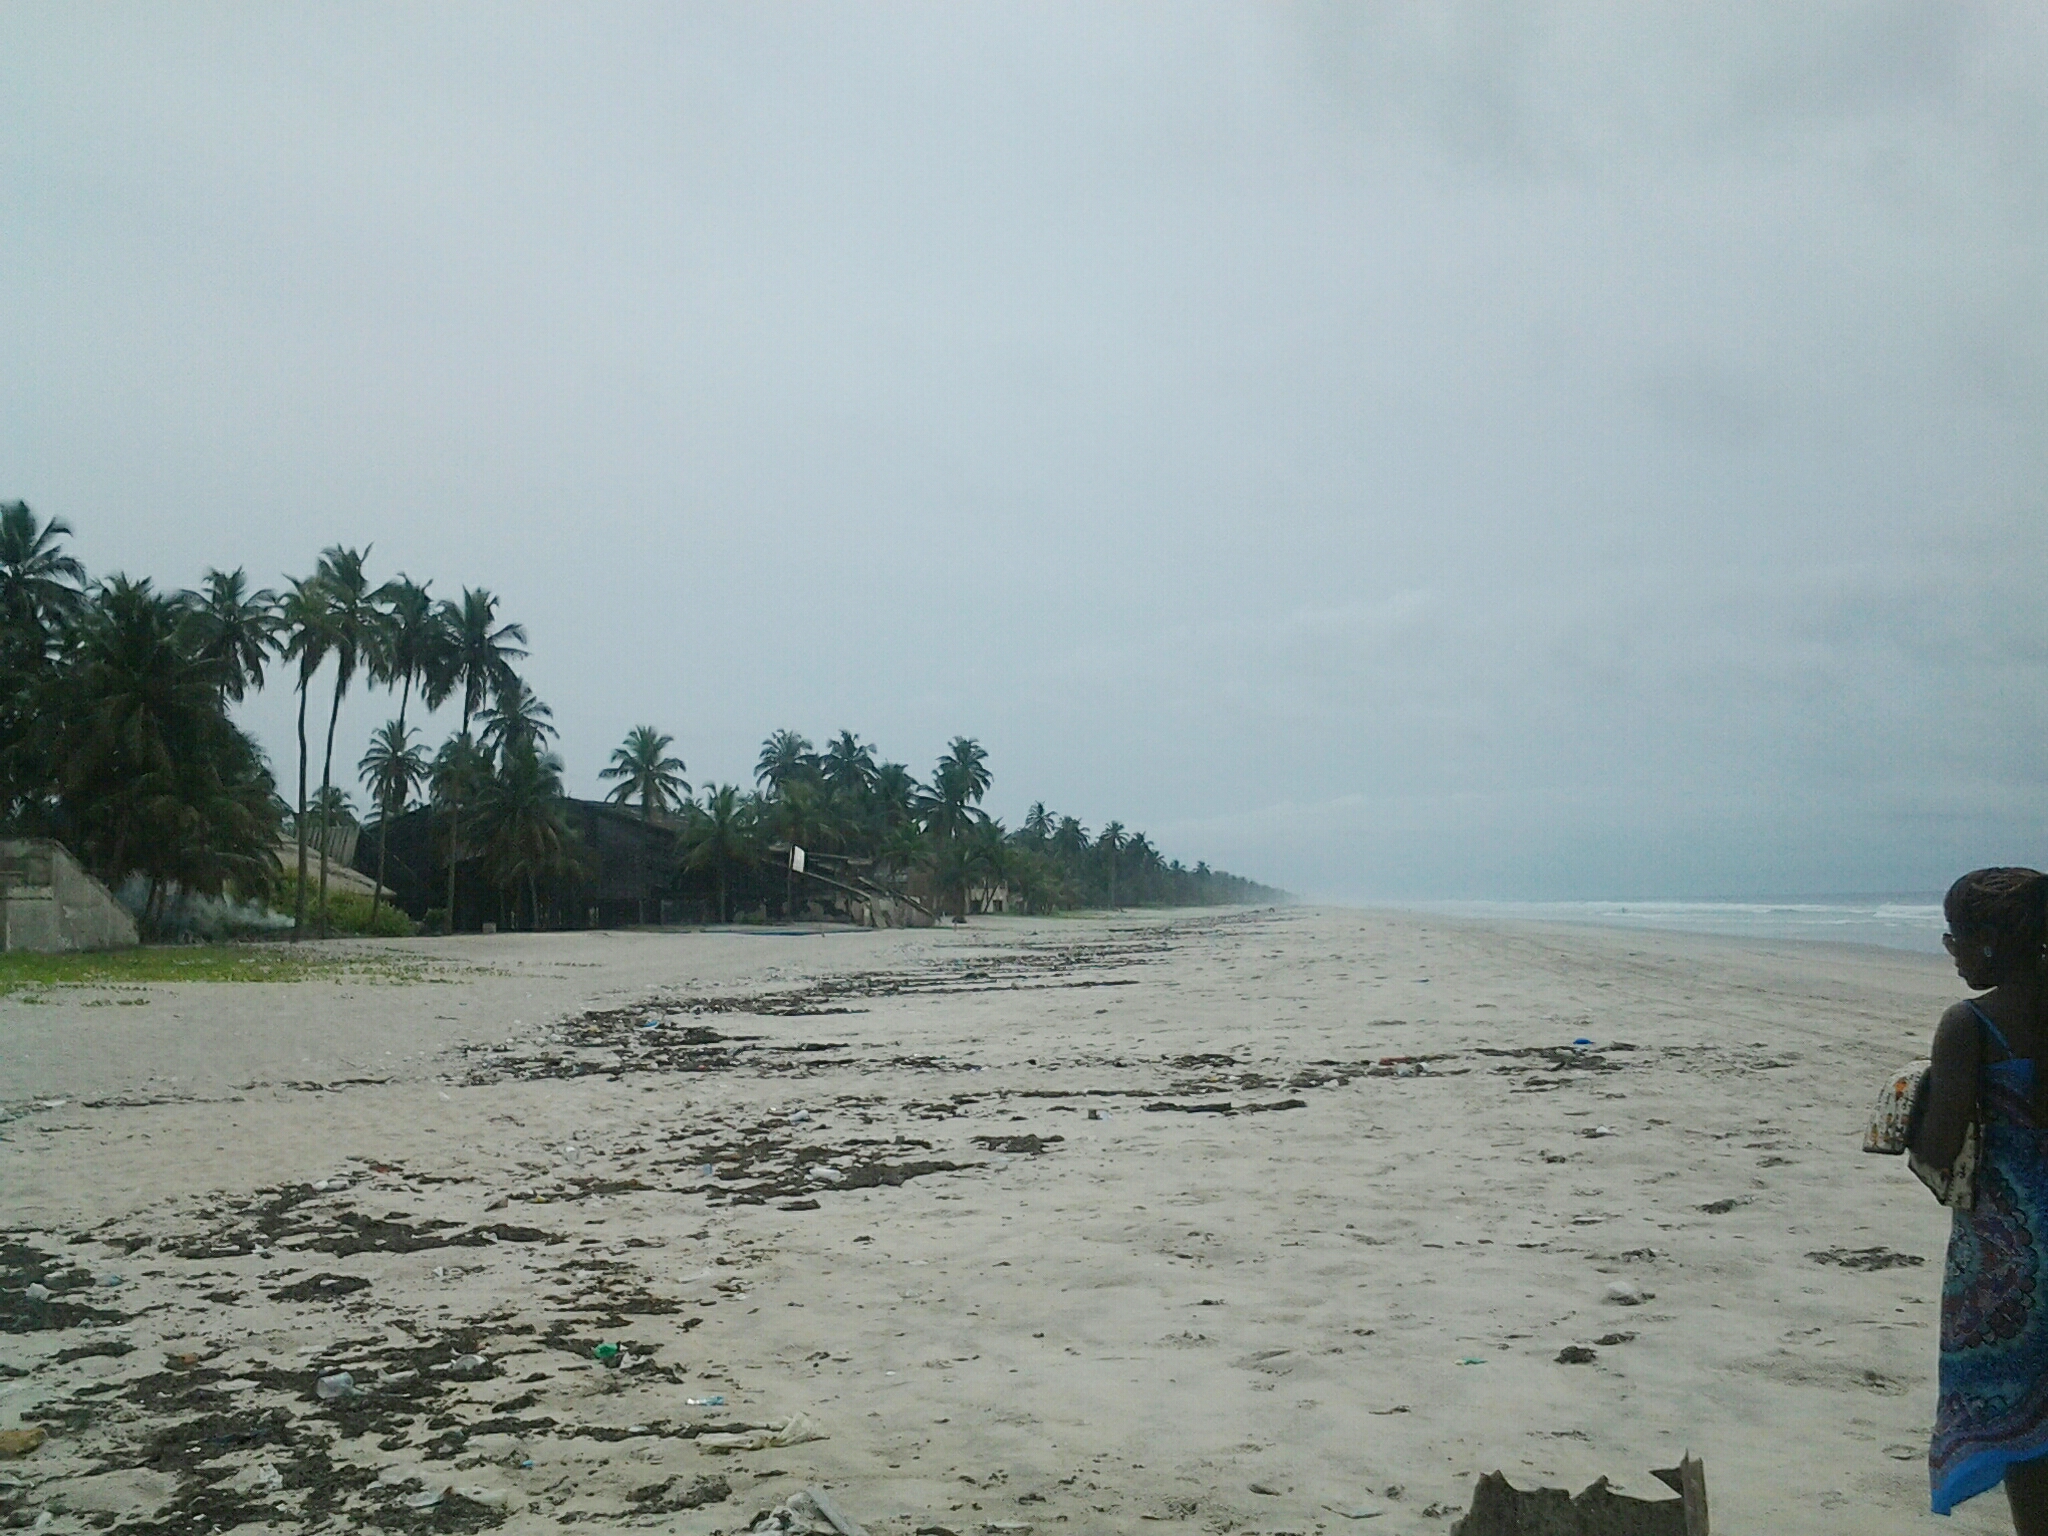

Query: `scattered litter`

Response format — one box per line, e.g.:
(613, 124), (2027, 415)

(1583, 1126), (1618, 1138)
(642, 1018), (662, 1030)
(1572, 1038), (1593, 1046)
(1249, 1481), (1283, 1496)
(592, 1343), (620, 1362)
(406, 1487), (444, 1510)
(1555, 1346), (1598, 1365)
(699, 1413), (829, 1452)
(96, 1273), (124, 1288)
(1323, 1506), (1383, 1521)
(1604, 1282), (1647, 1306)
(0, 1428), (46, 1458)
(448, 1353), (489, 1378)
(247, 1463), (284, 1491)
(312, 1177), (350, 1191)
(687, 1394), (727, 1407)
(314, 1371), (360, 1400)
(1459, 1357), (1486, 1366)
(747, 1486), (868, 1535)
(23, 1283), (49, 1303)
(1596, 1333), (1636, 1346)
(1449, 1454), (1704, 1536)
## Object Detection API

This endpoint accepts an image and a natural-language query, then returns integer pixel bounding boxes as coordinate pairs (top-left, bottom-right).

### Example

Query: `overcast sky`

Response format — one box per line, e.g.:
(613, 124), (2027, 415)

(5, 3), (2044, 900)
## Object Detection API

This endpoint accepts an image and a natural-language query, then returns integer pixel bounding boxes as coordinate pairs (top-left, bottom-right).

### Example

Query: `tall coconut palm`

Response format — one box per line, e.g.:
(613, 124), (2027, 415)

(1097, 821), (1126, 909)
(374, 575), (452, 742)
(471, 743), (575, 930)
(310, 546), (382, 938)
(916, 737), (991, 844)
(276, 574), (333, 939)
(819, 730), (876, 799)
(754, 730), (814, 797)
(476, 679), (556, 762)
(437, 588), (527, 929)
(869, 762), (920, 834)
(0, 502), (86, 659)
(683, 784), (756, 923)
(359, 719), (428, 927)
(1022, 802), (1056, 844)
(600, 726), (688, 820)
(179, 568), (278, 702)
(599, 725), (688, 924)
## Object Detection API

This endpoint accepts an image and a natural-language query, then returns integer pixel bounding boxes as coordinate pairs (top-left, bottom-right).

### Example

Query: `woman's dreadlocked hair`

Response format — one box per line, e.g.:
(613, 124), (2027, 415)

(1946, 867), (2048, 958)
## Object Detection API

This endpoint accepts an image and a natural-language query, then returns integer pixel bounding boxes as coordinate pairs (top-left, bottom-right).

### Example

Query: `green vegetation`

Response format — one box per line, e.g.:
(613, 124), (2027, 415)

(0, 944), (436, 996)
(0, 502), (1282, 938)
(271, 876), (418, 938)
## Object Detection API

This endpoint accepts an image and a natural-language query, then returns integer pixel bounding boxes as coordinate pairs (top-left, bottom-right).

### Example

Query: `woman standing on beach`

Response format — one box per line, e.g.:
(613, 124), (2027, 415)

(1917, 867), (2048, 1528)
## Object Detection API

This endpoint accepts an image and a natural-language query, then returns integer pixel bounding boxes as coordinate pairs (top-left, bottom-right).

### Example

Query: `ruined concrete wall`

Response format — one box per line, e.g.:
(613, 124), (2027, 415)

(0, 840), (140, 953)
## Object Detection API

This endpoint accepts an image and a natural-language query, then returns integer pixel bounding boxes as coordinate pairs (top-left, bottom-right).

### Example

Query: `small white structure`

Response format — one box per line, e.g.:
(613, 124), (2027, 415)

(0, 840), (139, 953)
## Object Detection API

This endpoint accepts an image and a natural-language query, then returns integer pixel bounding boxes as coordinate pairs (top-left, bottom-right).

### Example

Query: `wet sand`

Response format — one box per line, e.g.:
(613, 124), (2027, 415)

(0, 906), (1999, 1533)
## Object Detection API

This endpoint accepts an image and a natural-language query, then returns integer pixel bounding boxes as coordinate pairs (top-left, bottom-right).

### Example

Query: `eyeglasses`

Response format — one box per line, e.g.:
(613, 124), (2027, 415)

(1943, 933), (1995, 959)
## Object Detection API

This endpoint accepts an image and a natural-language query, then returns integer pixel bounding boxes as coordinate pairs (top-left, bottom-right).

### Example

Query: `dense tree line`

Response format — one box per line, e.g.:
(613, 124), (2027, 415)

(0, 505), (1282, 937)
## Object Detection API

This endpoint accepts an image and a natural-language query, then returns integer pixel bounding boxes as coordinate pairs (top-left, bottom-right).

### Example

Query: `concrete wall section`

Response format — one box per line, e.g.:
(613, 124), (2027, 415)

(0, 840), (140, 952)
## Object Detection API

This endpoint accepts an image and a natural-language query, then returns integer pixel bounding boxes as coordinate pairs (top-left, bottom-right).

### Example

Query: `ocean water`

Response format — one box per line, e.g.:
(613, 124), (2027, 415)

(1407, 896), (1948, 954)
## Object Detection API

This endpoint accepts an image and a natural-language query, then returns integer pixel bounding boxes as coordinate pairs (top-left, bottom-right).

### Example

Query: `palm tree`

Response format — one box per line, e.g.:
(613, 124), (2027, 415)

(178, 568), (278, 703)
(939, 736), (991, 801)
(437, 588), (528, 929)
(308, 785), (356, 828)
(916, 738), (991, 843)
(0, 504), (86, 820)
(1097, 821), (1126, 909)
(600, 726), (688, 820)
(53, 576), (279, 926)
(870, 762), (920, 833)
(754, 730), (814, 797)
(600, 725), (688, 924)
(471, 743), (576, 930)
(682, 784), (756, 923)
(1022, 802), (1056, 844)
(0, 502), (87, 659)
(310, 545), (381, 938)
(374, 575), (452, 742)
(359, 719), (428, 928)
(276, 574), (333, 939)
(477, 679), (557, 761)
(819, 730), (876, 799)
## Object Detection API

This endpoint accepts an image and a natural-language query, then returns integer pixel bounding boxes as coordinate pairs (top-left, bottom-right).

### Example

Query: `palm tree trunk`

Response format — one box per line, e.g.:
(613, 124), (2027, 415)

(317, 677), (343, 938)
(294, 682), (310, 940)
(528, 869), (540, 932)
(445, 798), (460, 930)
(639, 789), (650, 926)
(369, 672), (407, 931)
(370, 794), (391, 928)
(718, 864), (729, 924)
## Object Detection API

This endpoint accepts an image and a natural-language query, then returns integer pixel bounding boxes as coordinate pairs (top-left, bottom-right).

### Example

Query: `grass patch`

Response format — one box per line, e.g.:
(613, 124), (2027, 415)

(0, 945), (443, 996)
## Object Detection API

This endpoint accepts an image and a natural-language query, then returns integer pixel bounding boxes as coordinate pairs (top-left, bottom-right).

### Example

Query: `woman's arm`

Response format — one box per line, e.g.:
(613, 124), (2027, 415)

(1914, 1001), (1984, 1169)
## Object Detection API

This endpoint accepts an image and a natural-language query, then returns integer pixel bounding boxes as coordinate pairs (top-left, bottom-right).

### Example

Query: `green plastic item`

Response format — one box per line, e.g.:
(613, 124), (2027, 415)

(593, 1343), (620, 1362)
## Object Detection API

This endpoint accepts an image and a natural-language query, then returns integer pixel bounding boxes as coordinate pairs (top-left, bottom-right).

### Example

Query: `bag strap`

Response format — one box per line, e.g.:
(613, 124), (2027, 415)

(1967, 999), (2014, 1059)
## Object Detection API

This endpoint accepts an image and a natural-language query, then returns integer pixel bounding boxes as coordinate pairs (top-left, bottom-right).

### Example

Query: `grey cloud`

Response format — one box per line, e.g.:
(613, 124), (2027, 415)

(3, 3), (2044, 900)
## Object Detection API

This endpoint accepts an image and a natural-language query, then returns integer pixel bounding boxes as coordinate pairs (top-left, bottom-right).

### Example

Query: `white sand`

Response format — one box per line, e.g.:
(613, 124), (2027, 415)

(0, 906), (1999, 1533)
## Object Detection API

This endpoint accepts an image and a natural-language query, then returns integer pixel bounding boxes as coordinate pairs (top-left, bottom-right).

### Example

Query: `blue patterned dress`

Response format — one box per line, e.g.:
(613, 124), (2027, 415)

(1932, 1008), (2048, 1513)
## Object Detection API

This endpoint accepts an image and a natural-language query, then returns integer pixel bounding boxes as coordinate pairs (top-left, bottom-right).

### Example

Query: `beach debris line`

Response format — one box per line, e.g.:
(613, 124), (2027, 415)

(1450, 1455), (1707, 1536)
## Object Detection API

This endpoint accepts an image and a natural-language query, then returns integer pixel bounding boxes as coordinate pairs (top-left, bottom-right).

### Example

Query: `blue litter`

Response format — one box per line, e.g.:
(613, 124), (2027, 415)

(1572, 1038), (1593, 1046)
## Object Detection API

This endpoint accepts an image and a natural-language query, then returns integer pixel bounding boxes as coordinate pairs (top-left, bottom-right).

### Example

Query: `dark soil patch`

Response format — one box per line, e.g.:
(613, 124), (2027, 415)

(1808, 1247), (1925, 1271)
(0, 1238), (125, 1333)
(270, 1272), (372, 1303)
(971, 1134), (1065, 1155)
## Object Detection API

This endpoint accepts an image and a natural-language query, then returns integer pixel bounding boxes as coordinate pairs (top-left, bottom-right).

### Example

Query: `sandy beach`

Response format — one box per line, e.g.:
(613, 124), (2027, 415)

(0, 906), (1995, 1533)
